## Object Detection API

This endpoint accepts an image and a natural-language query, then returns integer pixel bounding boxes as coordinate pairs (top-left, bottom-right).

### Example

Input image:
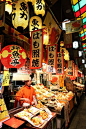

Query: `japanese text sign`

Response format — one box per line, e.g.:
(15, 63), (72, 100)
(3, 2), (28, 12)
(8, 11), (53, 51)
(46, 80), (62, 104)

(34, 0), (45, 16)
(57, 52), (64, 75)
(29, 16), (42, 37)
(2, 71), (10, 86)
(67, 60), (73, 76)
(1, 45), (26, 68)
(47, 44), (57, 73)
(30, 29), (43, 69)
(12, 0), (29, 29)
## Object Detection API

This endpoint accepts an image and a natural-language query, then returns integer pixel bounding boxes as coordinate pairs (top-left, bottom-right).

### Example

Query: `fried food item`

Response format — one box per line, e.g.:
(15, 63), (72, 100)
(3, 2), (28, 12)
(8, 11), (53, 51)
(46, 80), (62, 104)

(40, 111), (48, 120)
(32, 117), (42, 125)
(36, 101), (44, 108)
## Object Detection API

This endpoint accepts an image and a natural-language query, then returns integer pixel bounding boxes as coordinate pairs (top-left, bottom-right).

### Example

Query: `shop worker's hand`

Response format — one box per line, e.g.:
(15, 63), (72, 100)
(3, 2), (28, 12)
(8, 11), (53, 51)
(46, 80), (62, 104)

(24, 98), (30, 103)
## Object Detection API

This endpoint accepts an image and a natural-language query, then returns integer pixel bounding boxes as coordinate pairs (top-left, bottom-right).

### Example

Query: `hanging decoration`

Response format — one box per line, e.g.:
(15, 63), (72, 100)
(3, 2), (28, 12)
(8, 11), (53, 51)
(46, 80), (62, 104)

(5, 3), (12, 14)
(1, 45), (26, 68)
(34, 0), (45, 16)
(67, 60), (73, 76)
(73, 41), (78, 49)
(82, 43), (86, 53)
(30, 29), (43, 69)
(29, 16), (42, 37)
(64, 33), (72, 48)
(71, 0), (86, 41)
(60, 47), (69, 61)
(2, 71), (10, 86)
(43, 11), (62, 45)
(65, 19), (83, 34)
(47, 44), (57, 73)
(1, 0), (12, 14)
(57, 52), (64, 75)
(43, 27), (49, 45)
(12, 0), (29, 29)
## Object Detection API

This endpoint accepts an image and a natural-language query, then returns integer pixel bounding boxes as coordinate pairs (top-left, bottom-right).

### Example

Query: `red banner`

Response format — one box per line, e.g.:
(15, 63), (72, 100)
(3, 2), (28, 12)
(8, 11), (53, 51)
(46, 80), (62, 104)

(1, 45), (26, 68)
(47, 44), (57, 73)
(56, 52), (64, 75)
(67, 60), (73, 76)
(30, 29), (43, 69)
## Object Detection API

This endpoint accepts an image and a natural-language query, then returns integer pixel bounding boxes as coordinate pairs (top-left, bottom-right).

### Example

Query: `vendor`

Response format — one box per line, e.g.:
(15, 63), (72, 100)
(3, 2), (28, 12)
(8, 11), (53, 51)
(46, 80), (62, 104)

(15, 77), (37, 107)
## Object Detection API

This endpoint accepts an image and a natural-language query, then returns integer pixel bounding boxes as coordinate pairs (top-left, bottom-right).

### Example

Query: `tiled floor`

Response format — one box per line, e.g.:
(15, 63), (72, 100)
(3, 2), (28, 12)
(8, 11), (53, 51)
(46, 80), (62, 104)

(68, 94), (86, 129)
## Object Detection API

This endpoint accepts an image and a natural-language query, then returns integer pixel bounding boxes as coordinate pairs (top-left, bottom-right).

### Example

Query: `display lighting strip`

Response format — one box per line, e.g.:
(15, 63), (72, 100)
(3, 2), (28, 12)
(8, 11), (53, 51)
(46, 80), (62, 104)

(71, 0), (86, 41)
(82, 43), (86, 53)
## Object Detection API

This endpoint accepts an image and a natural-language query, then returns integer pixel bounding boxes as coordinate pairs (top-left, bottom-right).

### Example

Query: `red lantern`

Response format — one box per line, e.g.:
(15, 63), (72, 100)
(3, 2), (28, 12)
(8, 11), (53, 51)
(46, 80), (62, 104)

(1, 45), (26, 68)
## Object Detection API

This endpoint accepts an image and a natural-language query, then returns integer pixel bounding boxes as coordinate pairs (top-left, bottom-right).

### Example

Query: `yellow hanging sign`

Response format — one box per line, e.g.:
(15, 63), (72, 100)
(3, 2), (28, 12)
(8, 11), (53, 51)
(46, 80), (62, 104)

(2, 71), (10, 86)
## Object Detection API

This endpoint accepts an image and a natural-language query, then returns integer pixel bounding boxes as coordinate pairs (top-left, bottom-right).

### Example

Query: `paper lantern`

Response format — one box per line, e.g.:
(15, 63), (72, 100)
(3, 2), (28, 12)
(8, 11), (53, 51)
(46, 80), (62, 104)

(60, 41), (64, 47)
(12, 0), (29, 29)
(5, 3), (12, 14)
(29, 16), (42, 36)
(1, 0), (12, 14)
(1, 45), (26, 68)
(73, 41), (78, 49)
(34, 0), (45, 16)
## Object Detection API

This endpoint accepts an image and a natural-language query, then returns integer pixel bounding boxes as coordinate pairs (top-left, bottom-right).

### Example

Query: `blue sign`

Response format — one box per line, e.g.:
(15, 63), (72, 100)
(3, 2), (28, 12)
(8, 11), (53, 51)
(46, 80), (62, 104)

(0, 74), (3, 90)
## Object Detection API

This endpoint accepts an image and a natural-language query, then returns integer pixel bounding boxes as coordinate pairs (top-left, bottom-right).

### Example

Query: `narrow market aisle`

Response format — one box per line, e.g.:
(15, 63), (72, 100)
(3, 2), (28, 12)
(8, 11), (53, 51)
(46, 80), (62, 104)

(68, 94), (86, 129)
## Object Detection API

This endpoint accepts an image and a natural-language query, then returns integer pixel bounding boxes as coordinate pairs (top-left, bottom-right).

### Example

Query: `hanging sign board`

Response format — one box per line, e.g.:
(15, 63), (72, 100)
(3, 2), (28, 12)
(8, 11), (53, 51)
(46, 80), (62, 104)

(2, 71), (10, 86)
(0, 2), (5, 28)
(1, 45), (26, 68)
(75, 65), (78, 77)
(47, 44), (57, 73)
(64, 33), (72, 48)
(65, 19), (83, 34)
(43, 11), (62, 45)
(67, 60), (73, 76)
(30, 29), (43, 69)
(12, 73), (30, 81)
(57, 52), (64, 75)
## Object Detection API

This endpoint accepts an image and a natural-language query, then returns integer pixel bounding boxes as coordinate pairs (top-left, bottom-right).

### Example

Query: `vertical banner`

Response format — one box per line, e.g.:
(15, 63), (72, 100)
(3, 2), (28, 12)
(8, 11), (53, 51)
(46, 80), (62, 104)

(57, 52), (64, 75)
(75, 65), (78, 77)
(0, 2), (5, 27)
(64, 33), (72, 48)
(67, 60), (73, 76)
(47, 44), (57, 73)
(2, 71), (10, 86)
(30, 29), (43, 69)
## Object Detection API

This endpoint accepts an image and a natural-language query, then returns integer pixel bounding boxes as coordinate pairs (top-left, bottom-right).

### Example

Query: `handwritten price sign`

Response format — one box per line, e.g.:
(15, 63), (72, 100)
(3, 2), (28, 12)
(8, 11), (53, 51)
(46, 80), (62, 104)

(2, 71), (10, 86)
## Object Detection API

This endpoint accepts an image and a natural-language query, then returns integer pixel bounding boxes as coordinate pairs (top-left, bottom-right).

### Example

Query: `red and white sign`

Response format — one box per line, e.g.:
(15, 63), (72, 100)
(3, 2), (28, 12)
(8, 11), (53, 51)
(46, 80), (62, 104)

(1, 45), (26, 68)
(57, 52), (64, 75)
(30, 29), (43, 69)
(47, 44), (57, 73)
